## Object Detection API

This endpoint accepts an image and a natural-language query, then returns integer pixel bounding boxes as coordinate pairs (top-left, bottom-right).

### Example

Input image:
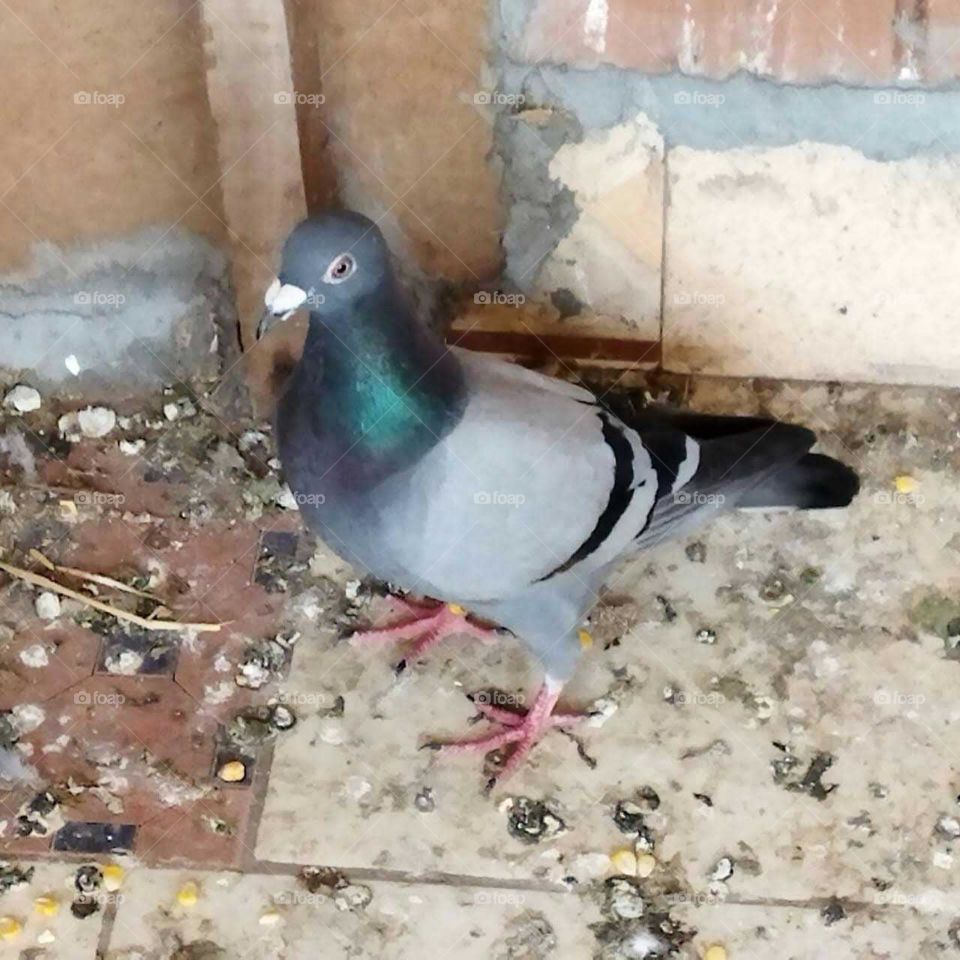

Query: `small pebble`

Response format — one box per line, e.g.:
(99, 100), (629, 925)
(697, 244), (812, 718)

(64, 355), (81, 376)
(35, 592), (61, 621)
(176, 880), (200, 907)
(936, 814), (960, 839)
(37, 928), (56, 944)
(259, 908), (282, 926)
(3, 384), (42, 413)
(163, 403), (180, 421)
(218, 760), (246, 783)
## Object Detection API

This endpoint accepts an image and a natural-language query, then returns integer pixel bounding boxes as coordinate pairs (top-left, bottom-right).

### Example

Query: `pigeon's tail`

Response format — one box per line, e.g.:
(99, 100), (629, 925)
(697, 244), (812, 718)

(737, 452), (860, 509)
(626, 407), (859, 549)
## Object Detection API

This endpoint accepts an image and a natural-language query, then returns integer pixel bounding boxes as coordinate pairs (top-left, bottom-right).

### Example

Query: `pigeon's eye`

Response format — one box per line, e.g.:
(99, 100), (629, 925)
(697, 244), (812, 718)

(324, 253), (356, 284)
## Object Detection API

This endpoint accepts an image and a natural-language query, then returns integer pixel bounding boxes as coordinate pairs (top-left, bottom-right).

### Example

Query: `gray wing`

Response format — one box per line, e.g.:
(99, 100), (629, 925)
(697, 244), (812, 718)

(371, 351), (660, 603)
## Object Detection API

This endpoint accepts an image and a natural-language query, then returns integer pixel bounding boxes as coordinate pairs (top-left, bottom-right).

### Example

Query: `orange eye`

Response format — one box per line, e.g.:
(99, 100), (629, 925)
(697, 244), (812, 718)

(325, 253), (356, 283)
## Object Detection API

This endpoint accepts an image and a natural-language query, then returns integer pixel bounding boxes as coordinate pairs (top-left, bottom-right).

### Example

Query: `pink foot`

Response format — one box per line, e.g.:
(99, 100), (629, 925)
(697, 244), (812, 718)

(428, 681), (587, 786)
(350, 597), (497, 671)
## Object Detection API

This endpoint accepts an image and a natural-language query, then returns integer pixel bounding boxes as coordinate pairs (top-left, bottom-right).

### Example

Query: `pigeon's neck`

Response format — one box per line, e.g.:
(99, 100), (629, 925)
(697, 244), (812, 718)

(289, 284), (465, 483)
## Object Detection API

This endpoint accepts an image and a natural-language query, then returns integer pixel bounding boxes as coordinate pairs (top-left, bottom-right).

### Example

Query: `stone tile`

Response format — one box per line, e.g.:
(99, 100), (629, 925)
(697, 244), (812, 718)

(663, 141), (960, 386)
(672, 899), (957, 959)
(0, 861), (106, 957)
(258, 378), (960, 908)
(105, 866), (599, 959)
(513, 0), (900, 83)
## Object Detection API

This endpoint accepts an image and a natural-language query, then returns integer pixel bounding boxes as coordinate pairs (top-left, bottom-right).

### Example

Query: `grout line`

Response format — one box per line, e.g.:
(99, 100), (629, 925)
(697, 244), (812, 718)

(658, 145), (670, 369)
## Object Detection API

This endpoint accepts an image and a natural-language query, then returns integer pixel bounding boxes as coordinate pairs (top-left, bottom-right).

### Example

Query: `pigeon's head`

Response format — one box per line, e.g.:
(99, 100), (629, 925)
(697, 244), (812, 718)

(257, 210), (391, 339)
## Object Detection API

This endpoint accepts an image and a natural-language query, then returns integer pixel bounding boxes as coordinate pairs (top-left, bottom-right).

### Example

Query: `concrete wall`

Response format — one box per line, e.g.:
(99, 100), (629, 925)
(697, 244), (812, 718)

(0, 0), (231, 397)
(489, 0), (960, 386)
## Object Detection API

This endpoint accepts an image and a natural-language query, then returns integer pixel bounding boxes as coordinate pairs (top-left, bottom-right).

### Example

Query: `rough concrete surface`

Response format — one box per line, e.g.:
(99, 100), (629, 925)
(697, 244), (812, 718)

(0, 372), (958, 958)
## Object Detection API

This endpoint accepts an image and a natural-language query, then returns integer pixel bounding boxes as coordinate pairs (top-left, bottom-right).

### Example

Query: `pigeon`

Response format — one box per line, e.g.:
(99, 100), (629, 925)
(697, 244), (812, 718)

(257, 210), (860, 784)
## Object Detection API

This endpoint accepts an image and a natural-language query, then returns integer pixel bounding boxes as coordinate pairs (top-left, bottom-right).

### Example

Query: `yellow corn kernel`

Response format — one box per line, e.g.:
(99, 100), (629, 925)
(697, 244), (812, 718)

(635, 853), (657, 878)
(578, 630), (593, 649)
(176, 881), (199, 907)
(894, 475), (918, 494)
(33, 896), (59, 917)
(609, 847), (637, 875)
(447, 603), (465, 616)
(102, 864), (125, 891)
(218, 760), (246, 783)
(0, 917), (22, 940)
(703, 945), (728, 960)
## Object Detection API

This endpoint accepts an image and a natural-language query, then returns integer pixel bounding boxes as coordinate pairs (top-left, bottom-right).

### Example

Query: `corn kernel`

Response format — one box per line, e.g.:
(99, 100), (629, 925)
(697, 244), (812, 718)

(102, 864), (125, 892)
(218, 760), (246, 783)
(578, 629), (593, 649)
(894, 475), (918, 494)
(635, 853), (657, 878)
(33, 896), (59, 917)
(0, 917), (22, 941)
(176, 880), (199, 907)
(703, 945), (728, 960)
(447, 603), (465, 616)
(609, 847), (638, 876)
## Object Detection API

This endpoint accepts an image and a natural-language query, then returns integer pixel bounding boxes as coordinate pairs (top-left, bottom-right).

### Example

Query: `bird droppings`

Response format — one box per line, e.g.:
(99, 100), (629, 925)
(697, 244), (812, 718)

(3, 385), (42, 413)
(685, 541), (707, 563)
(414, 786), (436, 812)
(709, 857), (735, 882)
(605, 877), (646, 920)
(695, 628), (717, 645)
(820, 897), (847, 925)
(758, 572), (794, 606)
(935, 814), (960, 840)
(34, 591), (61, 620)
(771, 744), (838, 800)
(496, 911), (557, 959)
(504, 797), (567, 844)
(235, 639), (288, 689)
(0, 864), (34, 895)
(70, 895), (100, 919)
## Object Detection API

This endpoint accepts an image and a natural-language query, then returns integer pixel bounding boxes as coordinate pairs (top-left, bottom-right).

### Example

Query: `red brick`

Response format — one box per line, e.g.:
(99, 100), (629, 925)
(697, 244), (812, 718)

(516, 0), (901, 85)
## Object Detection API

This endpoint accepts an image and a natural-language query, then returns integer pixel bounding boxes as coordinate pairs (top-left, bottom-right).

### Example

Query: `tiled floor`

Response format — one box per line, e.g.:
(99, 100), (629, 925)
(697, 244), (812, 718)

(1, 376), (959, 958)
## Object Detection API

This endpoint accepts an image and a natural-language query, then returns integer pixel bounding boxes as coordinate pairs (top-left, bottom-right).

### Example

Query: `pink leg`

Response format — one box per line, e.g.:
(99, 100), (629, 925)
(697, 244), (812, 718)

(430, 680), (586, 785)
(350, 598), (497, 664)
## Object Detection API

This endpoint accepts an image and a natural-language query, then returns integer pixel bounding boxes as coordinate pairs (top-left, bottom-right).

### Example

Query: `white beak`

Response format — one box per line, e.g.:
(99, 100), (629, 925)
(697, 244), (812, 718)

(258, 278), (308, 339)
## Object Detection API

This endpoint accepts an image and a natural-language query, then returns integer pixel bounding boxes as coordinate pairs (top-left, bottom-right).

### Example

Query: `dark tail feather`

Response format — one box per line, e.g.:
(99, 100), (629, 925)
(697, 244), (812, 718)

(737, 453), (860, 510)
